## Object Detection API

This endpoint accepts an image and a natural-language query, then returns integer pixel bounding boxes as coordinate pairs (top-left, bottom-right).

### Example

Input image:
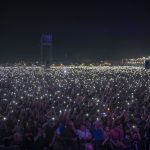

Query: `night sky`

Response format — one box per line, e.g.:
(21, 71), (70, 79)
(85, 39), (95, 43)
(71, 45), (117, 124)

(0, 0), (150, 63)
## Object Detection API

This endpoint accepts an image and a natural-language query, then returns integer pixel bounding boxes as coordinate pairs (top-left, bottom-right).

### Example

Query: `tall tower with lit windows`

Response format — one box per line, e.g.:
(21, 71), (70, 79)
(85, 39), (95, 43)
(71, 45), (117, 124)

(40, 33), (53, 66)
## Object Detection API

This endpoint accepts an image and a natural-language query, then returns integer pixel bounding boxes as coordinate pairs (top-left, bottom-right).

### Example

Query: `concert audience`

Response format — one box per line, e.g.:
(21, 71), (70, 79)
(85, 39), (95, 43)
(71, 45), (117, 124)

(0, 66), (150, 150)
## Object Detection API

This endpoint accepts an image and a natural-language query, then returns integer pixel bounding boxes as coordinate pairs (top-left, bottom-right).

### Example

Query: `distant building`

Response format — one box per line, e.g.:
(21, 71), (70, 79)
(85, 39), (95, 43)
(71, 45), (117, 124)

(122, 56), (149, 66)
(40, 33), (53, 66)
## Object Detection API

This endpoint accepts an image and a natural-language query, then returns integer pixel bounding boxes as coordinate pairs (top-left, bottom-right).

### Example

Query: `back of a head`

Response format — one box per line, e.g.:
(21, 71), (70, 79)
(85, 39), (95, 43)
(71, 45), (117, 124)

(85, 143), (93, 150)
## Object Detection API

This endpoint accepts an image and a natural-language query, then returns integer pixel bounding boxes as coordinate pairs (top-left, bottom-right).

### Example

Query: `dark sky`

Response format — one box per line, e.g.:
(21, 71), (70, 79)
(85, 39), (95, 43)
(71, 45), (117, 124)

(0, 0), (150, 63)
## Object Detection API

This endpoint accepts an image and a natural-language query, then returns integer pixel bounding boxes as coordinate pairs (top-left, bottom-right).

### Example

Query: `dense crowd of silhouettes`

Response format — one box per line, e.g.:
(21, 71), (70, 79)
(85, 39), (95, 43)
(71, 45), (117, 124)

(0, 66), (150, 150)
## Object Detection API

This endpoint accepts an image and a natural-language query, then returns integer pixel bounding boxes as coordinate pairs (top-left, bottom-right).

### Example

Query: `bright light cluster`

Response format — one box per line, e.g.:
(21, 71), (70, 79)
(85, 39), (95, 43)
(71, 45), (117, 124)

(0, 65), (150, 122)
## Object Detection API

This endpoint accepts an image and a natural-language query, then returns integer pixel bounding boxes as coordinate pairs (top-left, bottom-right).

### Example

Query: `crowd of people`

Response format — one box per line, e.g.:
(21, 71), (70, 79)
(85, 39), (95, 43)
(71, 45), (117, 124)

(0, 65), (150, 150)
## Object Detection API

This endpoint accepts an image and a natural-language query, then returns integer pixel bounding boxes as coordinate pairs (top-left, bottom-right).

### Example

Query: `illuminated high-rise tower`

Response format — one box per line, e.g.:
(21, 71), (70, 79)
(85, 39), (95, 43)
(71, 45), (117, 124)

(40, 33), (53, 65)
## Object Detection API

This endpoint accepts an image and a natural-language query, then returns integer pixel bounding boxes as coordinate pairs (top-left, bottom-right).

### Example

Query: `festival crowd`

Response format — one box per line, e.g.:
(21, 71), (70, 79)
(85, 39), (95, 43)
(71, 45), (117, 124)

(0, 66), (150, 150)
